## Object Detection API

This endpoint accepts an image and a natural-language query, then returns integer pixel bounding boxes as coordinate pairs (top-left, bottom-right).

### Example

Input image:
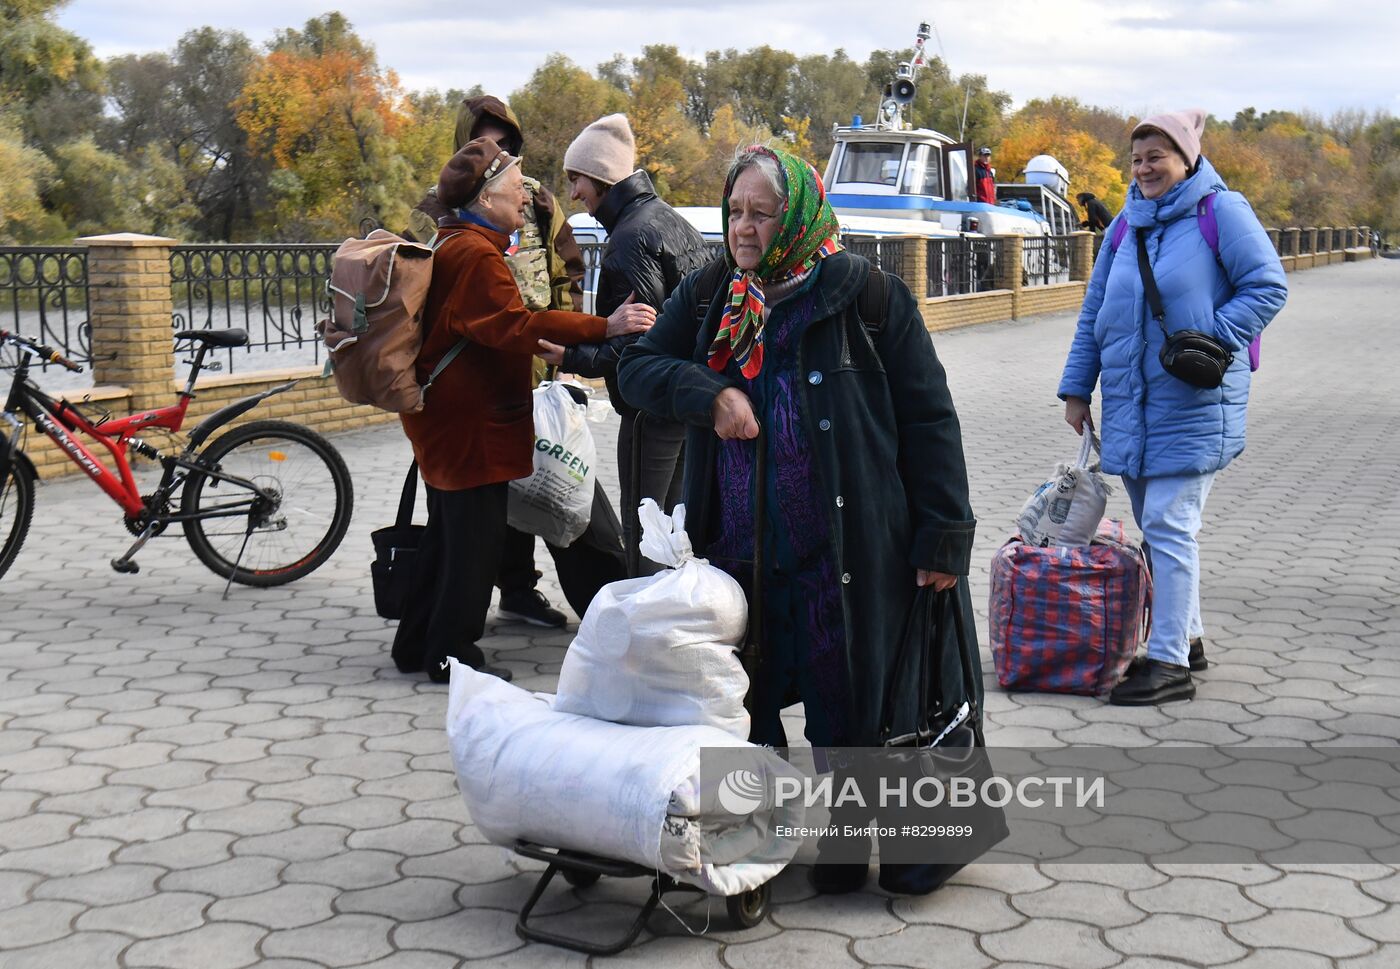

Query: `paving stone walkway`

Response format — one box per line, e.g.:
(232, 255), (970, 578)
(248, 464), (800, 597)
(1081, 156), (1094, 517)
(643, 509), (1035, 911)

(2, 258), (1398, 967)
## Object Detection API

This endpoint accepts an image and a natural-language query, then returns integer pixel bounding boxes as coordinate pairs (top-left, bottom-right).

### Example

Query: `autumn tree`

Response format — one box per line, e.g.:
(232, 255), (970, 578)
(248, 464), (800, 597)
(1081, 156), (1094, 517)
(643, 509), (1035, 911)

(997, 113), (1127, 214)
(236, 14), (415, 238)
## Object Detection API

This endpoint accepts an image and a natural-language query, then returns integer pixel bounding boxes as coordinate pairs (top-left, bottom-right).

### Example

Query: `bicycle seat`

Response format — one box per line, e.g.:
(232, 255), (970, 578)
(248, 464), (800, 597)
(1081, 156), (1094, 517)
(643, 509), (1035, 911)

(175, 328), (249, 348)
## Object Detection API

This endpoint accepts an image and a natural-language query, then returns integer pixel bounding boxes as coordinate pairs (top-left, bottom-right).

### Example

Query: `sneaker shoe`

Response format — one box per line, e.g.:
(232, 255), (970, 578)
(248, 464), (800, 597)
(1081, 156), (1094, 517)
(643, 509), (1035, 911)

(1126, 638), (1207, 676)
(1109, 658), (1194, 706)
(497, 589), (568, 628)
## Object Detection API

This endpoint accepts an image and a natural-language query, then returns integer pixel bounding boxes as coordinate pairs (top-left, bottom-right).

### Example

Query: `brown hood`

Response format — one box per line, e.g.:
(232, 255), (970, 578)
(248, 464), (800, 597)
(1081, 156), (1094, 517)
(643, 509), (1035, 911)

(454, 95), (524, 155)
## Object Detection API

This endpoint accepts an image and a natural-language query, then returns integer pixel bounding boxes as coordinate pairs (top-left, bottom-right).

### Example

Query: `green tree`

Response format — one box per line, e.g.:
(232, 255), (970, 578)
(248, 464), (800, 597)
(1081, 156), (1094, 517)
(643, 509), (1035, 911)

(788, 50), (874, 164)
(700, 47), (798, 135)
(0, 114), (62, 241)
(509, 54), (626, 203)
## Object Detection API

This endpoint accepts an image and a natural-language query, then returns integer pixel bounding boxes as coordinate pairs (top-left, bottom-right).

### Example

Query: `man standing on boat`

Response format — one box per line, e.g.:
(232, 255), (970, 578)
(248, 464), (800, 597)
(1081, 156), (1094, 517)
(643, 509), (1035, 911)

(974, 147), (997, 204)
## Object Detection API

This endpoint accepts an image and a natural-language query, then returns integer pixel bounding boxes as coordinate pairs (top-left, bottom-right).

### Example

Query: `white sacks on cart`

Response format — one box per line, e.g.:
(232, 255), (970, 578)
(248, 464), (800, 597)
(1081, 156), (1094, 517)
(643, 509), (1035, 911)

(553, 500), (750, 738)
(446, 662), (800, 895)
(1016, 430), (1113, 548)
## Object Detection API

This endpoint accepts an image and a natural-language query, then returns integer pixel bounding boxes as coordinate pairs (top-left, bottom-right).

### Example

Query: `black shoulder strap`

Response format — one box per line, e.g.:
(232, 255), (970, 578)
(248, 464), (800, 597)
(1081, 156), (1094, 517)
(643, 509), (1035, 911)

(692, 257), (731, 327)
(1134, 228), (1169, 335)
(857, 265), (889, 336)
(395, 462), (418, 528)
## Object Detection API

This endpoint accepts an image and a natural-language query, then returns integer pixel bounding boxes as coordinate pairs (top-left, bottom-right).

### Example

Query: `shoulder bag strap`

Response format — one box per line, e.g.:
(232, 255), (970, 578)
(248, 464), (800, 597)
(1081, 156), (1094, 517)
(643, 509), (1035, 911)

(877, 586), (937, 744)
(1134, 228), (1170, 338)
(856, 266), (888, 336)
(395, 462), (419, 529)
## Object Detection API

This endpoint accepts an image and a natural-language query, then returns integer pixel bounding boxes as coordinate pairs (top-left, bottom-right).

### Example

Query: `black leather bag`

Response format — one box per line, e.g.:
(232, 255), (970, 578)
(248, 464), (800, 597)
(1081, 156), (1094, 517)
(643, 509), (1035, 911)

(1136, 228), (1233, 389)
(370, 463), (423, 620)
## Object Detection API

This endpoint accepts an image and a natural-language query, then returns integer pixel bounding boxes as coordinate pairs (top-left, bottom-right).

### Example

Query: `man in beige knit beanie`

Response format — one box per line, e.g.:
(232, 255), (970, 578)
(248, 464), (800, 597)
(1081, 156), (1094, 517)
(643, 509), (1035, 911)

(550, 113), (710, 567)
(562, 113), (637, 196)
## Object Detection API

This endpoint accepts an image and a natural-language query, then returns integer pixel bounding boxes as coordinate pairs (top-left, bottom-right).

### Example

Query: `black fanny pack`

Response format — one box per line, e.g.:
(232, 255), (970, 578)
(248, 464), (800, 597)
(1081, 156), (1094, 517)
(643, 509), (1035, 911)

(1135, 228), (1233, 389)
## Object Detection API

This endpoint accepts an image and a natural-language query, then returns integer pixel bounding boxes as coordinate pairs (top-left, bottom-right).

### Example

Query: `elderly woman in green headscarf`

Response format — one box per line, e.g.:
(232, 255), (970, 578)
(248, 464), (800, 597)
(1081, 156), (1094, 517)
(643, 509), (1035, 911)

(617, 146), (980, 895)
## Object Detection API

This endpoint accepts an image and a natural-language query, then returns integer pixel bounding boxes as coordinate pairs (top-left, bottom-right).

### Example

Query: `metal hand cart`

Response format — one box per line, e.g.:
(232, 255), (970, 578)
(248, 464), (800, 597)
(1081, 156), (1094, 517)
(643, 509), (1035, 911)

(512, 413), (771, 955)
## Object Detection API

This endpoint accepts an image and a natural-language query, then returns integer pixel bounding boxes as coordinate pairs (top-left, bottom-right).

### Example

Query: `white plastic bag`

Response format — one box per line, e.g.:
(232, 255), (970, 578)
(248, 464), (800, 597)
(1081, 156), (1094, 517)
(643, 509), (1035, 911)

(1016, 430), (1113, 547)
(446, 661), (801, 895)
(553, 500), (751, 738)
(507, 382), (595, 546)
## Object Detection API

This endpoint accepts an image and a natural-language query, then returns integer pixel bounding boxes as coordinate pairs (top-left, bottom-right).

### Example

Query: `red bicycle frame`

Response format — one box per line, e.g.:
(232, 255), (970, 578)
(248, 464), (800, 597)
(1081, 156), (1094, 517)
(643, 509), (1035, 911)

(21, 386), (193, 518)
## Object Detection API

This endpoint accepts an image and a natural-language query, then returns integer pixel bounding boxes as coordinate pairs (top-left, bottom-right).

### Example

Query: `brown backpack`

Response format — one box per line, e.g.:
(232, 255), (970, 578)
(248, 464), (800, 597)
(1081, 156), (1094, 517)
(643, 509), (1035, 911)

(321, 229), (466, 413)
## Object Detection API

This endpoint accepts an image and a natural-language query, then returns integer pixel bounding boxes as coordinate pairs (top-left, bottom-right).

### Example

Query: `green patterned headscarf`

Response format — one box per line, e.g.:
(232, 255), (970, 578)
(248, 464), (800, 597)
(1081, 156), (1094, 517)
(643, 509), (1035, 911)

(708, 146), (843, 378)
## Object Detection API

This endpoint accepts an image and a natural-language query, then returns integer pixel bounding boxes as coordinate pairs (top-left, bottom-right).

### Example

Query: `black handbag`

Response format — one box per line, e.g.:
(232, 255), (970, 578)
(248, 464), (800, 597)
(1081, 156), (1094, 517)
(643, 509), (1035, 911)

(1136, 228), (1233, 389)
(879, 586), (983, 751)
(370, 463), (424, 620)
(873, 587), (1009, 887)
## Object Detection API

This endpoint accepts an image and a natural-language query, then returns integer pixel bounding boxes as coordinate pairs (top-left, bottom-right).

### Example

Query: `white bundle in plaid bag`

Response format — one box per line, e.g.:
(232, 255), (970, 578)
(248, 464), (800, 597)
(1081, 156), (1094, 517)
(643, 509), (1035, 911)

(1016, 430), (1113, 548)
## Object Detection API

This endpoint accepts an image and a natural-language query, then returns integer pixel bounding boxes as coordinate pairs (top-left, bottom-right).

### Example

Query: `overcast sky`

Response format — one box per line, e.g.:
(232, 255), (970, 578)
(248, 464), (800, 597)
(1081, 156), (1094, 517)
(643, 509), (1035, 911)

(58, 0), (1399, 122)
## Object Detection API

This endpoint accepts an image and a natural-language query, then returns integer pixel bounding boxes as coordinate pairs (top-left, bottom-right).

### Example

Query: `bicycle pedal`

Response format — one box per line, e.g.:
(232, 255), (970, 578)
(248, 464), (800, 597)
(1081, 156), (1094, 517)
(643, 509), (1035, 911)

(110, 558), (140, 575)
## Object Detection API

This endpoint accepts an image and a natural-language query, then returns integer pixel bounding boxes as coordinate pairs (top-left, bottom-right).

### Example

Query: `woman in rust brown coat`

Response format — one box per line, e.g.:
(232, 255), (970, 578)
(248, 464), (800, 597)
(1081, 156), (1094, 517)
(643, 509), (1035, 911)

(392, 138), (655, 683)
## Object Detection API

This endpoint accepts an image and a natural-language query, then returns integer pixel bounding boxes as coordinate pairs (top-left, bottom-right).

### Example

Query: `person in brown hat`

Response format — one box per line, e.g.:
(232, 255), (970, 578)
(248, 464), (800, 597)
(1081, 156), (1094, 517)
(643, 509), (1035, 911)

(391, 137), (656, 684)
(406, 95), (622, 634)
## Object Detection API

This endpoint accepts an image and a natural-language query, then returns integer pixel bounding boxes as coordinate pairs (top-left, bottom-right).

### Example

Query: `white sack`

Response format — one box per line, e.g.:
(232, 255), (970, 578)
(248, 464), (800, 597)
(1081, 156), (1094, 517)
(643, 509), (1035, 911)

(508, 382), (595, 546)
(553, 500), (750, 737)
(1016, 430), (1113, 547)
(446, 661), (799, 895)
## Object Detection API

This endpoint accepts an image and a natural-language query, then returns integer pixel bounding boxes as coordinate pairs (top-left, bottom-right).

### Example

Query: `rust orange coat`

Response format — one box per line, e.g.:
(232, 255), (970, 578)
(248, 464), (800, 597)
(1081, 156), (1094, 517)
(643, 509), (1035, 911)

(401, 222), (606, 490)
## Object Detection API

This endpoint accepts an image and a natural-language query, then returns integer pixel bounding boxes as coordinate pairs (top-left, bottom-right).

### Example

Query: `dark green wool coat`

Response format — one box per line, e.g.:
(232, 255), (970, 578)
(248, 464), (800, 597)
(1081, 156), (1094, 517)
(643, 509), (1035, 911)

(617, 251), (981, 745)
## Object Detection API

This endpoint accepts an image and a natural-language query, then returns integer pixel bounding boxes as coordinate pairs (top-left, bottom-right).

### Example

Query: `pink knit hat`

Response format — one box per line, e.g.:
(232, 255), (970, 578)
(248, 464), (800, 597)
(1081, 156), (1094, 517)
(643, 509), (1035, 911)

(1132, 108), (1206, 168)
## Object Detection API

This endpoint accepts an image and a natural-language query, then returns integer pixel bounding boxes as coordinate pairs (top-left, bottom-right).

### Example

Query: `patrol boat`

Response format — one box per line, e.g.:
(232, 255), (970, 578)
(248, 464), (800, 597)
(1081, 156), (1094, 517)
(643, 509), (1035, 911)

(823, 22), (1078, 239)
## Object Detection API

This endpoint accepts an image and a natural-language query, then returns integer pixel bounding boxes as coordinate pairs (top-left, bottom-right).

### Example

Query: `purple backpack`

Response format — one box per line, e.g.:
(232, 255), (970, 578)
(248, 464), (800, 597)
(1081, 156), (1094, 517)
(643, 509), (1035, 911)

(1109, 193), (1262, 372)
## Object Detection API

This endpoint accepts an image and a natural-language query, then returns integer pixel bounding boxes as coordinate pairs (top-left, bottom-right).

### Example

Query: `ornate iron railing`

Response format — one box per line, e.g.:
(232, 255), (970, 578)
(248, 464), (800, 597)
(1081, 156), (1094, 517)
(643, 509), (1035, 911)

(842, 235), (906, 273)
(927, 238), (1000, 297)
(1022, 235), (1075, 287)
(169, 244), (337, 373)
(0, 247), (91, 370)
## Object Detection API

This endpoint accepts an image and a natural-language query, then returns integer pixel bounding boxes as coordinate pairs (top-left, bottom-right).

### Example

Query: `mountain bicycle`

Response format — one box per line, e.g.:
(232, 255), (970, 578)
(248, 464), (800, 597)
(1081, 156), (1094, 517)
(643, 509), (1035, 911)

(1, 327), (353, 590)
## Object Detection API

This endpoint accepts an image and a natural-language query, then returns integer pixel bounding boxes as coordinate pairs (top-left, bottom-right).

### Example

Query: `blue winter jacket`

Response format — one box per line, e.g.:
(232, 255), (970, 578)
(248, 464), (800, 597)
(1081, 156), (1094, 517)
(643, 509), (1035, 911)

(1058, 156), (1287, 478)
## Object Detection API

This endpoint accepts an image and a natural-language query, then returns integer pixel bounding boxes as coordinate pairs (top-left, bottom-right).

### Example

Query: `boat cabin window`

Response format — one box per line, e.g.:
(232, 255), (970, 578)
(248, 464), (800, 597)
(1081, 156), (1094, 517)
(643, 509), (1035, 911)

(946, 151), (969, 202)
(901, 144), (942, 197)
(838, 142), (905, 185)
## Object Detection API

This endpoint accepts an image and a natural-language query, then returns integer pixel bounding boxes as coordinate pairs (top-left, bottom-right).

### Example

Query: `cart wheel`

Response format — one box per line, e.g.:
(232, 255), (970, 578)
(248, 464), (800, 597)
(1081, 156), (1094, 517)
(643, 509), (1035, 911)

(562, 867), (601, 888)
(725, 883), (770, 928)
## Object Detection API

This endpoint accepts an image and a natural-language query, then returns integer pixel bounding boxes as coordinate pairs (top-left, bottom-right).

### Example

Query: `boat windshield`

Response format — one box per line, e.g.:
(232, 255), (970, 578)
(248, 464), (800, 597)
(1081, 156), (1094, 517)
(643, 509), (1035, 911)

(837, 142), (905, 186)
(902, 144), (942, 197)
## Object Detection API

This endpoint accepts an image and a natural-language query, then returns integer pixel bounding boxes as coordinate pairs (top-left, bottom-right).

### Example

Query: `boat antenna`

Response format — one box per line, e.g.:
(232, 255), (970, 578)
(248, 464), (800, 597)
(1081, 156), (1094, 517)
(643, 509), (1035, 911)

(877, 21), (932, 130)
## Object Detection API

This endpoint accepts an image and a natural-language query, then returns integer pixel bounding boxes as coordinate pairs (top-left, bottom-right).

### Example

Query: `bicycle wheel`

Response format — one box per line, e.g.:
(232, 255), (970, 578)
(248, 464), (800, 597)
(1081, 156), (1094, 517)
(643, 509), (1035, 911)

(181, 420), (353, 586)
(0, 457), (35, 580)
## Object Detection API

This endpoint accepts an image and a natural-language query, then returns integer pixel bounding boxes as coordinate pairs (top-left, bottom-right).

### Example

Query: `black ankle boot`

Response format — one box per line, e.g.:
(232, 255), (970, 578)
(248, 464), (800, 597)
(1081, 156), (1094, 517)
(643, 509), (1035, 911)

(1110, 658), (1194, 706)
(1127, 638), (1208, 677)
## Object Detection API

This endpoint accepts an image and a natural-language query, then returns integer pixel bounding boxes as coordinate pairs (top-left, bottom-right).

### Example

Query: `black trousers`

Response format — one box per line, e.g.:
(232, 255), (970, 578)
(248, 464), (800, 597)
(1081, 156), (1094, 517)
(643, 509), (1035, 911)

(616, 414), (686, 571)
(494, 481), (630, 620)
(391, 481), (508, 674)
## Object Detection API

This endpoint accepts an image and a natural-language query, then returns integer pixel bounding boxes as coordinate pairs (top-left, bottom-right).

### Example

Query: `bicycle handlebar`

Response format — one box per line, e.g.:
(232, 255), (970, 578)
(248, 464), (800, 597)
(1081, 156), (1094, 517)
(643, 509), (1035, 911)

(0, 329), (85, 373)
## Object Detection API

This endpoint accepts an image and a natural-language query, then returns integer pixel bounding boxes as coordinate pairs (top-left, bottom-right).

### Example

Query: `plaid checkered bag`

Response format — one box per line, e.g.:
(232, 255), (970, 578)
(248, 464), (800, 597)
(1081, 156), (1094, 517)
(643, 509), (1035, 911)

(989, 519), (1151, 695)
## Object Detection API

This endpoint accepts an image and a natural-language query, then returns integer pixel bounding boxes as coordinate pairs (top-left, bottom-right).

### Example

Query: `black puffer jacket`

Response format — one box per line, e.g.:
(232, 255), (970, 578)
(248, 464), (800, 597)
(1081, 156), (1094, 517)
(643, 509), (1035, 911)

(562, 170), (710, 415)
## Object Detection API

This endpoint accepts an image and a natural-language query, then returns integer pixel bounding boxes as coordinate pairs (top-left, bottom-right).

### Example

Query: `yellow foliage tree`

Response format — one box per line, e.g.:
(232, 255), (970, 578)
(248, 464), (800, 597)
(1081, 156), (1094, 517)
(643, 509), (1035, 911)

(996, 115), (1127, 216)
(236, 46), (414, 237)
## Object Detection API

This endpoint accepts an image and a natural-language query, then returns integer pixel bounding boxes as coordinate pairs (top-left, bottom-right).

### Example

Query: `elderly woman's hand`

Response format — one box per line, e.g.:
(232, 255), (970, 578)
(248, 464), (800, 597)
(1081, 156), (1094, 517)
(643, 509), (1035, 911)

(535, 339), (565, 366)
(605, 292), (656, 338)
(917, 570), (958, 591)
(712, 387), (760, 440)
(1064, 396), (1092, 435)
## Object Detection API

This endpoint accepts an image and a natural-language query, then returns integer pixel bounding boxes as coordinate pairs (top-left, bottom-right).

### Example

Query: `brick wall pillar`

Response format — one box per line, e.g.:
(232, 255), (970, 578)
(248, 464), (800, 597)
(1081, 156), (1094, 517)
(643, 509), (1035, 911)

(897, 235), (926, 298)
(1284, 227), (1300, 258)
(1266, 228), (1281, 255)
(79, 233), (176, 412)
(1071, 231), (1094, 281)
(995, 235), (1023, 317)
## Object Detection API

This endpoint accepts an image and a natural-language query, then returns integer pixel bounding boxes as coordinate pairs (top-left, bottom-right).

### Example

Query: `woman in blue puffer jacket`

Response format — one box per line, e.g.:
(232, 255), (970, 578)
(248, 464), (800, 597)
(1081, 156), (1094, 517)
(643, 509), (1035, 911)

(1060, 108), (1287, 706)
